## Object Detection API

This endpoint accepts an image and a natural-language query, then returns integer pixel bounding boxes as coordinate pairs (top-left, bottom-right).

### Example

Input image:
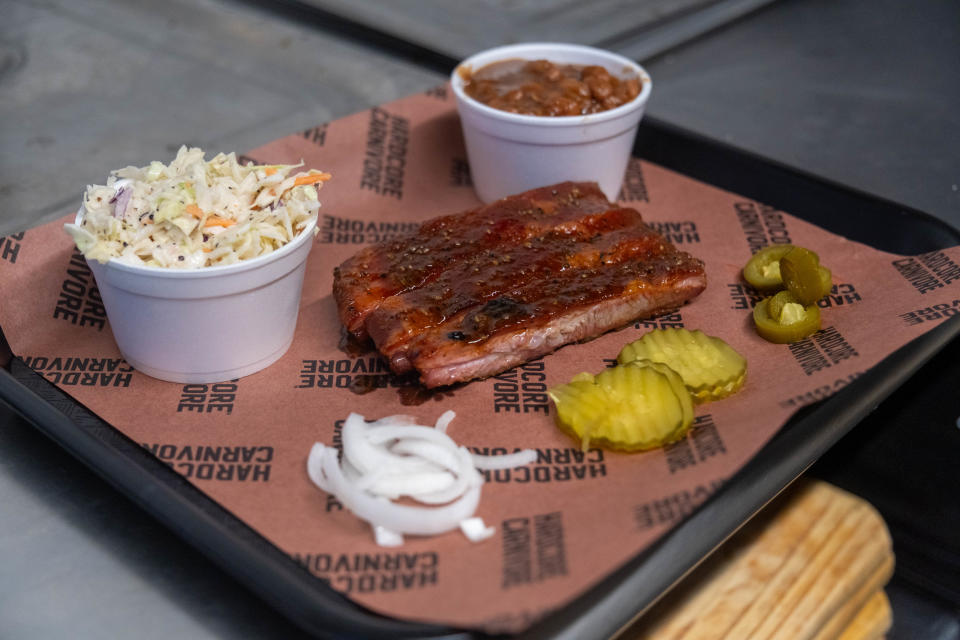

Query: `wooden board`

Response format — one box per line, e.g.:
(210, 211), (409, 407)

(619, 480), (894, 639)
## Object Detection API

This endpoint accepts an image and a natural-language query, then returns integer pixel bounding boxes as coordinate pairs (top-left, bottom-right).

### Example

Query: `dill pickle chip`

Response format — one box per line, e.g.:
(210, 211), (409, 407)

(549, 360), (694, 452)
(634, 360), (696, 430)
(549, 379), (610, 443)
(617, 328), (747, 402)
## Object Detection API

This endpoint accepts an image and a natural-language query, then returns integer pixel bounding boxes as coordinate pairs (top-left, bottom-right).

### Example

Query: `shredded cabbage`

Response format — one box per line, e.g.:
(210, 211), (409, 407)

(64, 146), (329, 268)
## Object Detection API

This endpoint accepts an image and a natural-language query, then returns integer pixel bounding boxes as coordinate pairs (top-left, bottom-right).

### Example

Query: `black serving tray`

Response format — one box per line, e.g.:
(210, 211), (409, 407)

(2, 118), (958, 640)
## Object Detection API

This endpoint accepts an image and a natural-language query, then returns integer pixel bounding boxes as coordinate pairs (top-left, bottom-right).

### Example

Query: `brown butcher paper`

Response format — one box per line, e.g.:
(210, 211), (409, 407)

(0, 86), (958, 633)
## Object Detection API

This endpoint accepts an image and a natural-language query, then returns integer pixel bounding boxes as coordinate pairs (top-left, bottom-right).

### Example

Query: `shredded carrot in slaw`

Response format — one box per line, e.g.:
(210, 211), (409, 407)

(204, 216), (237, 228)
(294, 172), (332, 186)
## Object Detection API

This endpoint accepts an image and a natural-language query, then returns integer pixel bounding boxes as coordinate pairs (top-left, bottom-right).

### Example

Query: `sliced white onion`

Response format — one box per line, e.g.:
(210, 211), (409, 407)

(306, 442), (331, 492)
(374, 525), (404, 547)
(414, 447), (480, 505)
(460, 517), (496, 542)
(305, 411), (535, 546)
(341, 413), (430, 475)
(435, 410), (456, 433)
(364, 424), (462, 449)
(389, 438), (462, 473)
(360, 470), (457, 499)
(314, 444), (481, 535)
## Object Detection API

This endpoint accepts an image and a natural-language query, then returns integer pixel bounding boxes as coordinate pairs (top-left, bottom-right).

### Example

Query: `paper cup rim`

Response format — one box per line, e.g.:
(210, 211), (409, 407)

(450, 42), (652, 126)
(74, 208), (317, 279)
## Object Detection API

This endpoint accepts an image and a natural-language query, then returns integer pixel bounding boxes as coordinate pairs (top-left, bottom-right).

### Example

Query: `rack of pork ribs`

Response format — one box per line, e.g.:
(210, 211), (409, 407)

(333, 182), (706, 388)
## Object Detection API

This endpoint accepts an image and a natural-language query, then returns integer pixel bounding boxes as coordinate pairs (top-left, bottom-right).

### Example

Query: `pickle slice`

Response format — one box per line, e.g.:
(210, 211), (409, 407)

(767, 289), (797, 321)
(781, 247), (831, 305)
(753, 294), (821, 343)
(549, 379), (610, 446)
(817, 265), (833, 297)
(549, 360), (694, 451)
(617, 328), (747, 402)
(743, 244), (795, 290)
(596, 360), (695, 434)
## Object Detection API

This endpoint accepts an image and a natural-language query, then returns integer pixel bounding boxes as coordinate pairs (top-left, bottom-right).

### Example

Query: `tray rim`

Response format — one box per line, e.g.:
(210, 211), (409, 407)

(1, 116), (958, 640)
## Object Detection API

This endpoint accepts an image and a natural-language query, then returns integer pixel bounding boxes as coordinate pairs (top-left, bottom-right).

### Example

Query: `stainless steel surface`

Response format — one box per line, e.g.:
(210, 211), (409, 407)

(1, 0), (440, 637)
(1, 0), (958, 637)
(642, 0), (960, 230)
(293, 0), (730, 60)
(611, 0), (779, 60)
(0, 402), (314, 639)
(0, 0), (441, 237)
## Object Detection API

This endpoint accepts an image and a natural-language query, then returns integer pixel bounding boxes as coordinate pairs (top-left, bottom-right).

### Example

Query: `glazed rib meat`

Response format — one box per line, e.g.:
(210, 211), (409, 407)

(332, 182), (706, 388)
(333, 182), (610, 339)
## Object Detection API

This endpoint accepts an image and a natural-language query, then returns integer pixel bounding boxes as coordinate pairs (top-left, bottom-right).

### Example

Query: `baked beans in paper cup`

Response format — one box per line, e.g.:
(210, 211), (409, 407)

(65, 147), (329, 383)
(451, 42), (652, 203)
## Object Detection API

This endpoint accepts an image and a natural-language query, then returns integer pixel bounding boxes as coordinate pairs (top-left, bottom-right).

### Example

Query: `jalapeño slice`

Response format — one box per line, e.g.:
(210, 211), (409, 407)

(753, 291), (821, 343)
(743, 244), (795, 290)
(781, 247), (832, 305)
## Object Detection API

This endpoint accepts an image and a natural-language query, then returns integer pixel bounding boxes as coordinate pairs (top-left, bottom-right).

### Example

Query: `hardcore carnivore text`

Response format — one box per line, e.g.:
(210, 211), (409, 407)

(892, 251), (960, 294)
(317, 215), (419, 245)
(663, 415), (727, 474)
(635, 480), (725, 530)
(23, 356), (133, 387)
(360, 107), (408, 199)
(143, 443), (272, 482)
(294, 552), (438, 595)
(501, 512), (568, 589)
(900, 300), (960, 325)
(177, 381), (238, 414)
(54, 248), (106, 330)
(735, 202), (792, 254)
(1, 232), (23, 264)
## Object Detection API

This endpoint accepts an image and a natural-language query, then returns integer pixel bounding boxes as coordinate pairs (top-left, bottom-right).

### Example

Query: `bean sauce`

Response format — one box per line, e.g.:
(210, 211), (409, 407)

(461, 58), (642, 116)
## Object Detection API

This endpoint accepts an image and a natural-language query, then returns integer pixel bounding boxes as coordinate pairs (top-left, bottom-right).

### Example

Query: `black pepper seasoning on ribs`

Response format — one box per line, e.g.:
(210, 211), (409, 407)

(332, 181), (706, 387)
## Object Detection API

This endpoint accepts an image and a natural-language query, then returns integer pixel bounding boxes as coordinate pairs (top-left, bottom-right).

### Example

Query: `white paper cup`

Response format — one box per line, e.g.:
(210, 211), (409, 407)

(451, 43), (652, 203)
(78, 212), (316, 384)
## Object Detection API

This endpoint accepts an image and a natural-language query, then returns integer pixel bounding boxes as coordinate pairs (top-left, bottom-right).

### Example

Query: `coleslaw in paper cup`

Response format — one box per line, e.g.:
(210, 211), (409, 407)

(65, 147), (329, 383)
